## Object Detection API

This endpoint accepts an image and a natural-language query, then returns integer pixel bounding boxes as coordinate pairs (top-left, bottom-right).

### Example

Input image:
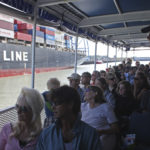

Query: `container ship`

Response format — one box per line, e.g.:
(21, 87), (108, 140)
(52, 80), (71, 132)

(0, 13), (85, 77)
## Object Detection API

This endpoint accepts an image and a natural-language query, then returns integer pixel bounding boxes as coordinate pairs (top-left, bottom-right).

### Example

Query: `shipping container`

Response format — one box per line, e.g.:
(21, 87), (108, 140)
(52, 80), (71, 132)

(28, 29), (44, 38)
(14, 19), (22, 24)
(15, 32), (32, 41)
(0, 28), (14, 38)
(55, 31), (64, 42)
(40, 28), (55, 36)
(36, 36), (44, 43)
(18, 23), (40, 30)
(19, 30), (29, 34)
(44, 34), (55, 41)
(0, 20), (14, 31)
(0, 13), (14, 23)
(45, 39), (55, 45)
(40, 27), (55, 32)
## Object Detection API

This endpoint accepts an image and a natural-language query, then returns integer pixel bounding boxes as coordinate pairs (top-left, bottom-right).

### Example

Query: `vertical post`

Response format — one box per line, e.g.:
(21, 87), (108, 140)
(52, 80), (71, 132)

(31, 6), (37, 88)
(106, 43), (109, 68)
(74, 28), (78, 73)
(94, 39), (98, 71)
(126, 51), (128, 59)
(121, 47), (123, 60)
(83, 39), (86, 55)
(86, 40), (89, 57)
(115, 47), (117, 66)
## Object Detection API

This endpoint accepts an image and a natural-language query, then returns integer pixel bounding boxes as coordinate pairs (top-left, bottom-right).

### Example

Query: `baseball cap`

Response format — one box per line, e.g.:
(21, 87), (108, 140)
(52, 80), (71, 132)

(141, 25), (150, 33)
(67, 73), (80, 80)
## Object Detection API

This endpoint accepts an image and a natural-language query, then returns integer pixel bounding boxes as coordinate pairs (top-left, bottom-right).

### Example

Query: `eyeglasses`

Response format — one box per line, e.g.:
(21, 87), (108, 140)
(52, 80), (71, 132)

(15, 104), (30, 113)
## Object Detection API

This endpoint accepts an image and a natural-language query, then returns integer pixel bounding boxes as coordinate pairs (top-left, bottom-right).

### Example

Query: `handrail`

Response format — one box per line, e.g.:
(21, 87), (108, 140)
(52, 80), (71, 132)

(0, 106), (15, 114)
(0, 106), (46, 131)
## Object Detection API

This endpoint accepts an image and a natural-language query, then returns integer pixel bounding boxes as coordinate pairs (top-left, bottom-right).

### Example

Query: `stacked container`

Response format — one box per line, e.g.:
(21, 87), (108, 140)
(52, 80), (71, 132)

(55, 30), (64, 50)
(40, 27), (55, 46)
(0, 13), (14, 39)
(14, 19), (44, 43)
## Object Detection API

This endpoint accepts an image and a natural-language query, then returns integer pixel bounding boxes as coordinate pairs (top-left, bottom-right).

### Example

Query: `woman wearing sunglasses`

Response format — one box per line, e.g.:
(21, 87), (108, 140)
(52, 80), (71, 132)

(81, 86), (119, 150)
(0, 87), (44, 150)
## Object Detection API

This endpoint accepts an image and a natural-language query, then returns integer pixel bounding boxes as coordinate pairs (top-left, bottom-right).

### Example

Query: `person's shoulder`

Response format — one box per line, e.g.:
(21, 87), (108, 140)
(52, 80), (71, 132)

(2, 123), (12, 130)
(0, 123), (12, 136)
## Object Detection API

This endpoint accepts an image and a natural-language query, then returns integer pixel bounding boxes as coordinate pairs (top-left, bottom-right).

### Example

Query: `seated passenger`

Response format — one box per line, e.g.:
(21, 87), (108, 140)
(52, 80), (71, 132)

(100, 70), (106, 79)
(106, 72), (118, 98)
(0, 87), (44, 150)
(68, 73), (84, 102)
(126, 67), (135, 85)
(115, 81), (136, 135)
(36, 85), (101, 150)
(81, 86), (118, 150)
(91, 70), (100, 85)
(42, 78), (60, 118)
(133, 72), (150, 109)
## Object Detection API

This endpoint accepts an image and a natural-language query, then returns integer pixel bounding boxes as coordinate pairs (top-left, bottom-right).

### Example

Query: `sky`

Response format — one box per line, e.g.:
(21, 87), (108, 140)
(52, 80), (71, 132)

(78, 37), (150, 58)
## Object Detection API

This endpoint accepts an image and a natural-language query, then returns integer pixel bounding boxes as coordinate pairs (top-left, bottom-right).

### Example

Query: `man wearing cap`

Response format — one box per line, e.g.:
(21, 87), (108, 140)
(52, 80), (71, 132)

(68, 73), (84, 102)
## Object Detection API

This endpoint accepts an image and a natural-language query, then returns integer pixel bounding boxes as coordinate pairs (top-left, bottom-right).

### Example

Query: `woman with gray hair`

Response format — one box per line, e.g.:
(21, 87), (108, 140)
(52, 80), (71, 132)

(0, 87), (44, 150)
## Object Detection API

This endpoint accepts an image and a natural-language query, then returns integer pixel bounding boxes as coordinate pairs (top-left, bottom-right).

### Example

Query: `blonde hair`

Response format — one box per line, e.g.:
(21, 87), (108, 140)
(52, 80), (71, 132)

(11, 87), (44, 141)
(47, 78), (60, 90)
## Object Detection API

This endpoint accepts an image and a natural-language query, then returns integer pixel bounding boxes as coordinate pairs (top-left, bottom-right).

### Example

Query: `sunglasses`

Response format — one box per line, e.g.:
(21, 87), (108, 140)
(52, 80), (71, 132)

(15, 104), (30, 113)
(51, 101), (65, 107)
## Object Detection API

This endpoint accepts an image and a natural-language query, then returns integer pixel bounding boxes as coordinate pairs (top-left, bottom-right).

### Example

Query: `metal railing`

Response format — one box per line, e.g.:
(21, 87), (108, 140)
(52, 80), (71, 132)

(0, 106), (46, 130)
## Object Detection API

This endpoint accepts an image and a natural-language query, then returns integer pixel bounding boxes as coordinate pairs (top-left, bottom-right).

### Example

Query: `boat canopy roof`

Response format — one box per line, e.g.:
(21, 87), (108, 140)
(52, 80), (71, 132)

(0, 0), (150, 50)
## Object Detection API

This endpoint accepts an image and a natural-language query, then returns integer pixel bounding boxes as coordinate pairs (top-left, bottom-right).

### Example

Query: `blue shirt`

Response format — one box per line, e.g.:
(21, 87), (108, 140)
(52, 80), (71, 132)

(104, 89), (116, 109)
(36, 119), (101, 150)
(77, 87), (84, 103)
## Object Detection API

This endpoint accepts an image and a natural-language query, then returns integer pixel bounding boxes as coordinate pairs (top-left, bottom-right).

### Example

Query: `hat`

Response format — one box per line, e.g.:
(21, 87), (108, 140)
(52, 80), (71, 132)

(67, 73), (80, 80)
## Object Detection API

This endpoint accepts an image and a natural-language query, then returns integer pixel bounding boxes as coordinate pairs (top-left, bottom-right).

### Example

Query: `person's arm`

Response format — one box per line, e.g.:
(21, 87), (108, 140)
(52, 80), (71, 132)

(0, 124), (10, 150)
(97, 123), (119, 136)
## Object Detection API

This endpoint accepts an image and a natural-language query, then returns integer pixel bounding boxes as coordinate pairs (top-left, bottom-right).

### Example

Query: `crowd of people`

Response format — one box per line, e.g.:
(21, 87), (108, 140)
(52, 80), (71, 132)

(0, 58), (150, 150)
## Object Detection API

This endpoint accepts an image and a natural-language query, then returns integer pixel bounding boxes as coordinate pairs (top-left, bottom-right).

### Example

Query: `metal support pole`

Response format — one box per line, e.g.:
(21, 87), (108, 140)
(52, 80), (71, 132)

(83, 39), (86, 55)
(121, 47), (123, 60)
(94, 39), (98, 71)
(106, 44), (109, 68)
(86, 40), (89, 57)
(31, 6), (37, 88)
(74, 28), (78, 73)
(115, 47), (117, 66)
(126, 51), (128, 59)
